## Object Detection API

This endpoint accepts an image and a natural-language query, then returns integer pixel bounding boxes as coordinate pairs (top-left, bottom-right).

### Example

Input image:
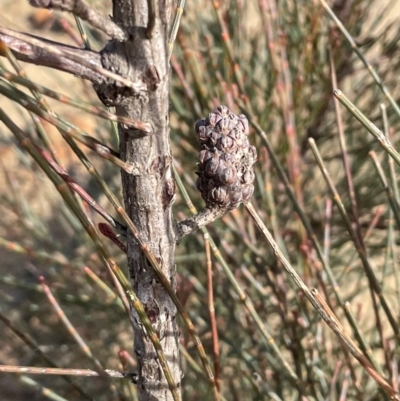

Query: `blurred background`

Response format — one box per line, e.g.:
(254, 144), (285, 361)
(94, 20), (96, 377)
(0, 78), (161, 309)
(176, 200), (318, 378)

(1, 0), (400, 400)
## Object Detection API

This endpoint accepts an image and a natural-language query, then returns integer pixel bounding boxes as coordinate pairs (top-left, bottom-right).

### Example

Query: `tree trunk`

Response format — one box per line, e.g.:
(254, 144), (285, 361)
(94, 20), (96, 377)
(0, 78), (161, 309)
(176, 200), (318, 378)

(0, 0), (180, 398)
(96, 1), (180, 400)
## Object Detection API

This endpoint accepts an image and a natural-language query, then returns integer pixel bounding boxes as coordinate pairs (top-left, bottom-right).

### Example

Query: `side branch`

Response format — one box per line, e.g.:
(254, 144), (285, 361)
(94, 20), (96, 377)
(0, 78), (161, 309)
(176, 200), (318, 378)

(0, 26), (146, 91)
(175, 207), (226, 240)
(0, 28), (103, 83)
(28, 0), (128, 41)
(0, 364), (137, 381)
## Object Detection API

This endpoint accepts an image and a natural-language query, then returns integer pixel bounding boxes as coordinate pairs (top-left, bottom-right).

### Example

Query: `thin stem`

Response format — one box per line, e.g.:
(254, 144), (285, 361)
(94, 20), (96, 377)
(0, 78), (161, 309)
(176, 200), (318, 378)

(205, 232), (221, 392)
(0, 110), (180, 401)
(369, 152), (400, 233)
(245, 201), (399, 400)
(0, 82), (143, 172)
(19, 375), (69, 401)
(0, 69), (150, 130)
(83, 266), (124, 308)
(0, 365), (136, 380)
(0, 312), (93, 400)
(168, 0), (185, 59)
(334, 89), (400, 167)
(211, 0), (245, 95)
(320, 0), (400, 119)
(174, 163), (305, 392)
(308, 138), (400, 342)
(330, 51), (363, 249)
(1, 47), (63, 167)
(40, 276), (103, 370)
(239, 101), (382, 359)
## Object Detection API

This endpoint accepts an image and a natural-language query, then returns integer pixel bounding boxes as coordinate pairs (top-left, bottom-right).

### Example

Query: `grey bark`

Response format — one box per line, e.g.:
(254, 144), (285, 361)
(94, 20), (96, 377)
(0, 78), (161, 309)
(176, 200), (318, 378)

(0, 29), (104, 83)
(1, 0), (180, 399)
(95, 1), (181, 400)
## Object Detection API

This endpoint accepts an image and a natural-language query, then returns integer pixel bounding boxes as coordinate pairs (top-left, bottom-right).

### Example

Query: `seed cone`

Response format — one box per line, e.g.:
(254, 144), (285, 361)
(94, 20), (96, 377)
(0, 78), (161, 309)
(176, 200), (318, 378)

(195, 105), (257, 209)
